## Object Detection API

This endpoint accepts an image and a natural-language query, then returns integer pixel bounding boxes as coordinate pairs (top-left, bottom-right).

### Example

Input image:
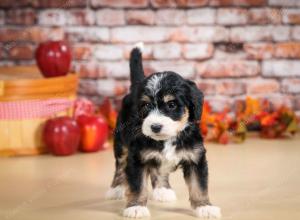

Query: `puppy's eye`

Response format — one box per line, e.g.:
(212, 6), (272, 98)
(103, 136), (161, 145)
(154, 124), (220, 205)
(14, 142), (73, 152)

(142, 103), (151, 108)
(167, 101), (177, 110)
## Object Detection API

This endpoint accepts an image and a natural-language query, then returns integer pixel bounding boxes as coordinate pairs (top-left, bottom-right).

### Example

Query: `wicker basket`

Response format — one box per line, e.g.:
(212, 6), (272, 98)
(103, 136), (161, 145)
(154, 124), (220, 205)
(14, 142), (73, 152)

(0, 66), (78, 156)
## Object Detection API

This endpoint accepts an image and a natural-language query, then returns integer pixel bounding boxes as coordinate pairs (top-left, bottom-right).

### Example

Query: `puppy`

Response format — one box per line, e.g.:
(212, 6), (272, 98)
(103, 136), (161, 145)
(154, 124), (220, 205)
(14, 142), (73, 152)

(106, 44), (221, 218)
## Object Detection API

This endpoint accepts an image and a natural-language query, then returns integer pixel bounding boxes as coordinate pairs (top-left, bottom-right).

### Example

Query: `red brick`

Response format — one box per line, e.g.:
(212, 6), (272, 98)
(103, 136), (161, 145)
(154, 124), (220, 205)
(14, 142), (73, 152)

(282, 79), (300, 94)
(38, 10), (66, 26)
(72, 44), (92, 60)
(65, 27), (109, 42)
(67, 9), (95, 26)
(79, 79), (128, 97)
(295, 97), (300, 110)
(145, 61), (195, 78)
(272, 26), (290, 42)
(182, 43), (214, 60)
(156, 9), (185, 25)
(171, 26), (229, 42)
(247, 79), (279, 94)
(37, 0), (87, 8)
(275, 42), (300, 59)
(126, 10), (155, 25)
(244, 43), (274, 60)
(96, 9), (125, 26)
(5, 9), (36, 25)
(8, 44), (34, 60)
(206, 97), (233, 112)
(269, 0), (300, 7)
(0, 0), (36, 8)
(248, 8), (281, 25)
(217, 81), (246, 96)
(94, 45), (123, 61)
(150, 0), (208, 8)
(0, 44), (4, 59)
(153, 43), (181, 59)
(214, 49), (246, 60)
(91, 0), (148, 8)
(111, 26), (172, 43)
(97, 79), (128, 97)
(282, 9), (300, 25)
(210, 0), (266, 6)
(262, 61), (300, 77)
(0, 27), (65, 43)
(75, 62), (107, 78)
(0, 11), (3, 25)
(195, 80), (216, 95)
(0, 28), (28, 42)
(101, 62), (130, 78)
(29, 27), (65, 42)
(217, 8), (248, 25)
(197, 61), (260, 78)
(77, 61), (131, 79)
(230, 26), (272, 42)
(292, 26), (300, 41)
(187, 9), (216, 25)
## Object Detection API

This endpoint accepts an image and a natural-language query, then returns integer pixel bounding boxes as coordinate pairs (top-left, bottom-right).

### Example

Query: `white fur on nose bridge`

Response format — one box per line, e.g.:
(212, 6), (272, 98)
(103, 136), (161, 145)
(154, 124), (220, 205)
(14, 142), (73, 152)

(142, 109), (184, 140)
(146, 74), (165, 95)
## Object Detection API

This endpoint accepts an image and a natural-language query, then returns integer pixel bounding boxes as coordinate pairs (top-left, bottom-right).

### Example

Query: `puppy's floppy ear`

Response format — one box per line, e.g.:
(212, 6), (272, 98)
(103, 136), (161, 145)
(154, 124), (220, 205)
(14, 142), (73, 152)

(185, 80), (204, 122)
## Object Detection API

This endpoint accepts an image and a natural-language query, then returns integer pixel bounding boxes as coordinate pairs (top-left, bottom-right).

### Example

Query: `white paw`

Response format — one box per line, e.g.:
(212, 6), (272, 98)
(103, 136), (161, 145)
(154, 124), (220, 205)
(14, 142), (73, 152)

(105, 186), (124, 200)
(151, 187), (177, 202)
(123, 206), (150, 218)
(195, 205), (221, 218)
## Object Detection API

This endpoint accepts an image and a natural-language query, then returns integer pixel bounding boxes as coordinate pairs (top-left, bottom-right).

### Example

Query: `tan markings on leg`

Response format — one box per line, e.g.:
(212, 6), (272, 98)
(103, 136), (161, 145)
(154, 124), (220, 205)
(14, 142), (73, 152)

(185, 170), (210, 209)
(163, 95), (175, 103)
(150, 168), (171, 189)
(141, 95), (151, 103)
(111, 147), (128, 187)
(177, 107), (189, 132)
(125, 169), (149, 207)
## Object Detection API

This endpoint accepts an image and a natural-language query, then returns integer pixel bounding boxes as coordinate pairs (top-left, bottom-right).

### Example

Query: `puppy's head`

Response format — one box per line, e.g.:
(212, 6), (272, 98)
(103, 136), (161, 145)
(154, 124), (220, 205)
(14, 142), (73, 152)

(136, 71), (203, 141)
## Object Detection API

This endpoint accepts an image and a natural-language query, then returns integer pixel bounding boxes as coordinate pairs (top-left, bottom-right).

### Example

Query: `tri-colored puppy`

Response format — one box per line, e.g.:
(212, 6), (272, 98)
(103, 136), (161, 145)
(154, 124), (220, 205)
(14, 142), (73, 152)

(106, 43), (221, 218)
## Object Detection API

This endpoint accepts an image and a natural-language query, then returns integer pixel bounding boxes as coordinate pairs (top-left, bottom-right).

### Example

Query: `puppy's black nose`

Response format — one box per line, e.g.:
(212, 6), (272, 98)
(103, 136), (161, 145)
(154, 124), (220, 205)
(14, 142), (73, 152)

(151, 124), (162, 133)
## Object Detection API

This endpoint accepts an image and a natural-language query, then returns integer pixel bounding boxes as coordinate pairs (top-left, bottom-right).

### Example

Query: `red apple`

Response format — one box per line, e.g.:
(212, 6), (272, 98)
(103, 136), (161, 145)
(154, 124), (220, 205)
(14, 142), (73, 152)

(35, 41), (71, 78)
(77, 115), (109, 152)
(43, 116), (80, 156)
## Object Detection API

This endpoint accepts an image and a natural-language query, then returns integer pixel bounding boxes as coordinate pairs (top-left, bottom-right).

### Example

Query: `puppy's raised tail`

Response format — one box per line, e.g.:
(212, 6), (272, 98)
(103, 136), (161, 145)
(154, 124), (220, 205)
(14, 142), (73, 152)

(130, 42), (145, 88)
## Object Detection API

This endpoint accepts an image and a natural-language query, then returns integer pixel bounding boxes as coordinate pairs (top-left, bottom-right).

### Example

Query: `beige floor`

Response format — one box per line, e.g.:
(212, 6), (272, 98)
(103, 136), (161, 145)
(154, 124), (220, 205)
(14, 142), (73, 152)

(0, 136), (300, 220)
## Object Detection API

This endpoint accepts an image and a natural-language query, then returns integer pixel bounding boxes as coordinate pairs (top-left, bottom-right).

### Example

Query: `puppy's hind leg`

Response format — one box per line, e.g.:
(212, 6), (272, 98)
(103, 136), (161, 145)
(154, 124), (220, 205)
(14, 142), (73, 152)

(105, 160), (126, 200)
(150, 169), (177, 202)
(105, 143), (127, 200)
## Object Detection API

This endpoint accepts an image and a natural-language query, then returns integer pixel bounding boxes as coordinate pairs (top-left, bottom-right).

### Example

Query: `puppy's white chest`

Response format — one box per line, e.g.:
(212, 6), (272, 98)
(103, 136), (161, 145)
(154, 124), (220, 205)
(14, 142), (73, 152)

(162, 140), (180, 164)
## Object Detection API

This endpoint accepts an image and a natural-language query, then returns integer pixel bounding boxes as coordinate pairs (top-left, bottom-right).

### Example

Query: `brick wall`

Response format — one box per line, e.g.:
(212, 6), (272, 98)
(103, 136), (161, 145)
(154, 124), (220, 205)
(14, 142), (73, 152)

(1, 0), (300, 112)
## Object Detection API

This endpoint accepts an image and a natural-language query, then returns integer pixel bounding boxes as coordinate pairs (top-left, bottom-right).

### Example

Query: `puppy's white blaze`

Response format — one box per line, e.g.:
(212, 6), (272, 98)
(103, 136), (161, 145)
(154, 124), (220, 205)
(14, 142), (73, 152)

(105, 186), (124, 200)
(195, 206), (222, 219)
(123, 206), (150, 218)
(146, 74), (165, 95)
(152, 187), (177, 202)
(134, 42), (144, 52)
(142, 109), (182, 140)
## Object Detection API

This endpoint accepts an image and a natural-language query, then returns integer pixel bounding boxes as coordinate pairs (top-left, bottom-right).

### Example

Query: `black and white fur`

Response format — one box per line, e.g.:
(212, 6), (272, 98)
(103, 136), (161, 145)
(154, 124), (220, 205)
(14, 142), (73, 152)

(106, 43), (221, 218)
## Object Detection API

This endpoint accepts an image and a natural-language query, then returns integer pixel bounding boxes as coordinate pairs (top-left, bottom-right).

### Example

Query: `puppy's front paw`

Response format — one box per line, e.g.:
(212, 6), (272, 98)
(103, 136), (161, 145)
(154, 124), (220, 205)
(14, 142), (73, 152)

(151, 187), (177, 202)
(195, 205), (221, 218)
(105, 186), (124, 200)
(123, 206), (150, 218)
